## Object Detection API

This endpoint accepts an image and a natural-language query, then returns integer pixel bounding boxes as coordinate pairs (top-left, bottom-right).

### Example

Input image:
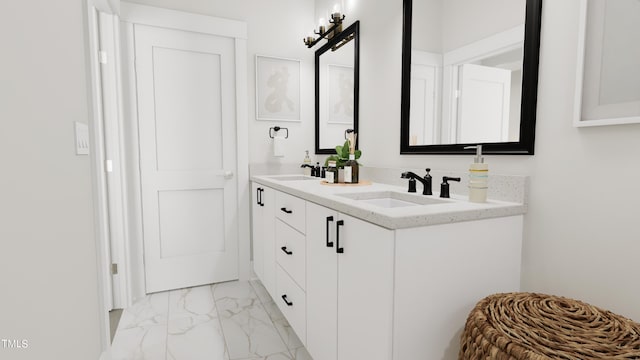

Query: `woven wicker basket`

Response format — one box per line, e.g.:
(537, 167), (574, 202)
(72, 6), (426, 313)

(459, 292), (640, 359)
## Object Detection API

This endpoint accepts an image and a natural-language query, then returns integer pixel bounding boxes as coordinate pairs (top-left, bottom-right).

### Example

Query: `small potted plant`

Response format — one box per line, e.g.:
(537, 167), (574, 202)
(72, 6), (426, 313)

(324, 138), (361, 183)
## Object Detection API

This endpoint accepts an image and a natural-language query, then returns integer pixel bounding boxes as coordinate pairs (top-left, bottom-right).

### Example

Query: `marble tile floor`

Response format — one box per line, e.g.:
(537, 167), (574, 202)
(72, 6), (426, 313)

(110, 279), (313, 360)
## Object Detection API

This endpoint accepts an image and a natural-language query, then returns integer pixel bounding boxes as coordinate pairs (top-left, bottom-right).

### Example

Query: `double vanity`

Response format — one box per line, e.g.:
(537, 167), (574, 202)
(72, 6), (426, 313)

(257, 0), (540, 357)
(251, 174), (525, 360)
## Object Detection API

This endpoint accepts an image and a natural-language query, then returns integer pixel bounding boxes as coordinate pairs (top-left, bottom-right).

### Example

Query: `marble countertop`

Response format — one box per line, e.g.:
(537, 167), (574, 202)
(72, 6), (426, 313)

(251, 174), (527, 230)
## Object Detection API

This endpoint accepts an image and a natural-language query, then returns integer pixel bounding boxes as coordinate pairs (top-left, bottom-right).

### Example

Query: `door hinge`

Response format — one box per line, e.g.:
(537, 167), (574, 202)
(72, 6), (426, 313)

(111, 263), (118, 275)
(105, 159), (113, 173)
(99, 50), (108, 64)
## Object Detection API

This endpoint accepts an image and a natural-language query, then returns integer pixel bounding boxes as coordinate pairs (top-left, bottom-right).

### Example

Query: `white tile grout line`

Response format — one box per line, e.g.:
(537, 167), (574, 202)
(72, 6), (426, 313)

(211, 283), (233, 360)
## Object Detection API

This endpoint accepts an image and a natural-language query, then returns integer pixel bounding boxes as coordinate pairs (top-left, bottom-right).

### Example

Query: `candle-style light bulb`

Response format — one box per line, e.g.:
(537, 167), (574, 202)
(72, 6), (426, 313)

(318, 17), (326, 34)
(306, 32), (315, 44)
(332, 3), (342, 23)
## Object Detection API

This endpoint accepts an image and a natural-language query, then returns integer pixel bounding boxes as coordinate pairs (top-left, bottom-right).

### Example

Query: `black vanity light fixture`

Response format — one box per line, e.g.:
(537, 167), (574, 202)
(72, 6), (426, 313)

(303, 4), (353, 51)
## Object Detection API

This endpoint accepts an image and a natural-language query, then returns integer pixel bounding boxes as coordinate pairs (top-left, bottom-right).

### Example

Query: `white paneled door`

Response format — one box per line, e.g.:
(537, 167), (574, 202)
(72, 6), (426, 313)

(135, 24), (238, 293)
(457, 63), (511, 143)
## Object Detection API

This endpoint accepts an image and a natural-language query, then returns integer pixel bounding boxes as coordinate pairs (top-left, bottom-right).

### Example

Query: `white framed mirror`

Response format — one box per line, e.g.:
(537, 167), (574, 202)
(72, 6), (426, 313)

(574, 0), (640, 127)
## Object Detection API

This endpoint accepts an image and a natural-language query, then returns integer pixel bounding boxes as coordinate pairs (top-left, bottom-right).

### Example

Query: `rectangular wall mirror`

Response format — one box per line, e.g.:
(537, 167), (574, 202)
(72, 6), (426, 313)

(573, 0), (640, 127)
(400, 0), (542, 155)
(315, 21), (359, 154)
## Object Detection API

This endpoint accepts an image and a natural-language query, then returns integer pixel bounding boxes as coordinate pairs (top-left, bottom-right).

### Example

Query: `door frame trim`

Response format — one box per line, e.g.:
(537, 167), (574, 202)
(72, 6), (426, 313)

(97, 10), (131, 312)
(85, 0), (117, 354)
(120, 2), (247, 39)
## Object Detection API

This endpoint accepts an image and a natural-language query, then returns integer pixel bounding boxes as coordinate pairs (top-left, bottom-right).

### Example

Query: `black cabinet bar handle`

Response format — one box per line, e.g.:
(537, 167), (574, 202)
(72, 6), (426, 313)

(281, 294), (293, 306)
(326, 216), (334, 247)
(281, 246), (293, 255)
(280, 207), (293, 214)
(336, 220), (344, 254)
(256, 187), (261, 205)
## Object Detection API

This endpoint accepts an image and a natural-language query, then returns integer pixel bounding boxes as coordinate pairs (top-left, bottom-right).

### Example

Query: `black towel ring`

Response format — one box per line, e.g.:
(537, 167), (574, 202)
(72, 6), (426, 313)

(269, 126), (289, 139)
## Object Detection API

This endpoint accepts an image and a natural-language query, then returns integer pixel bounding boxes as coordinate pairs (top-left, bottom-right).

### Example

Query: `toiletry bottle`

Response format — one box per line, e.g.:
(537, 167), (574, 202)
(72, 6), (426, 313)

(465, 145), (488, 203)
(343, 160), (352, 184)
(326, 161), (337, 183)
(344, 154), (359, 184)
(343, 132), (359, 184)
(303, 150), (312, 176)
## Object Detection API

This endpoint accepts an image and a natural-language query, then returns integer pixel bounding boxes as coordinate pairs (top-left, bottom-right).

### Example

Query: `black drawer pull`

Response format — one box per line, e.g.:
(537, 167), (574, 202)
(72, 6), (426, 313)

(280, 207), (293, 214)
(281, 246), (293, 255)
(336, 220), (344, 254)
(281, 294), (293, 306)
(326, 216), (334, 247)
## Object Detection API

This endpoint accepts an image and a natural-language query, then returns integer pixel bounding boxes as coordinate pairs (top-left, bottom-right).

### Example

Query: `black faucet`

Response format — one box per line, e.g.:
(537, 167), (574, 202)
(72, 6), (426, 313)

(401, 169), (433, 195)
(440, 176), (461, 198)
(301, 164), (315, 176)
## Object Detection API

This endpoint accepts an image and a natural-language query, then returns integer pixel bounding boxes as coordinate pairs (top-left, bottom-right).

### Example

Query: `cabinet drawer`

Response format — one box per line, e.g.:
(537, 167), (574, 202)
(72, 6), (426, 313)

(276, 265), (306, 344)
(275, 191), (306, 234)
(275, 219), (306, 290)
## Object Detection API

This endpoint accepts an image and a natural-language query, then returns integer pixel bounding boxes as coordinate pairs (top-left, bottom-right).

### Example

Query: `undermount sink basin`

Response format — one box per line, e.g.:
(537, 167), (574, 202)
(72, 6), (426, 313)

(266, 175), (318, 181)
(337, 191), (448, 208)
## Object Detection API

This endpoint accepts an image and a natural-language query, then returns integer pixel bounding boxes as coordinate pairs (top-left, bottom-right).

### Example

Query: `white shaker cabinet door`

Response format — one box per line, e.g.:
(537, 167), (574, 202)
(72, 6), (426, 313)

(260, 187), (276, 297)
(306, 203), (394, 360)
(251, 183), (264, 280)
(306, 202), (339, 360)
(336, 213), (394, 360)
(251, 183), (276, 297)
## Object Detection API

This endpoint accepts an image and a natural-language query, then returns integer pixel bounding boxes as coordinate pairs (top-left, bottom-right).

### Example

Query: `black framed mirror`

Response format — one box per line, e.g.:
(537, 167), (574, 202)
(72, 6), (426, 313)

(400, 0), (542, 155)
(315, 21), (360, 154)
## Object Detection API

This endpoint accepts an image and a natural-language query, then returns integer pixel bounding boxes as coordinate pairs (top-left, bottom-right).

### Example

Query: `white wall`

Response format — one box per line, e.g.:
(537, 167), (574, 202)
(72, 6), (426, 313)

(127, 0), (317, 166)
(0, 0), (102, 359)
(407, 0), (523, 53)
(344, 0), (640, 321)
(442, 0), (526, 52)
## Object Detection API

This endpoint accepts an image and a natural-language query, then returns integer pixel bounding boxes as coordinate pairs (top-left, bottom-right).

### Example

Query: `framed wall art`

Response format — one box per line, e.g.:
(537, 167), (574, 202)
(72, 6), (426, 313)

(255, 55), (301, 122)
(574, 0), (640, 127)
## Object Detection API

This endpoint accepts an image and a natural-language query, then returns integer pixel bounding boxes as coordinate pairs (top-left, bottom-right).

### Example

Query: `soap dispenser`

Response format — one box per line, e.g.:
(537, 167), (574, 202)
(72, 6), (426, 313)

(464, 145), (488, 203)
(302, 150), (312, 176)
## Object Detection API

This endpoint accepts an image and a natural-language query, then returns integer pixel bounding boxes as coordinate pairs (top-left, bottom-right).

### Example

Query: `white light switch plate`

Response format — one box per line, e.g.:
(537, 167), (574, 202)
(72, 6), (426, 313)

(75, 122), (90, 155)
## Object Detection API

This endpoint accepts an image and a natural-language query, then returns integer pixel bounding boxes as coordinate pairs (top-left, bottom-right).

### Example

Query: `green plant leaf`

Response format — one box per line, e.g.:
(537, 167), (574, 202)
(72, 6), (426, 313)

(341, 140), (350, 158)
(354, 150), (362, 159)
(335, 145), (343, 157)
